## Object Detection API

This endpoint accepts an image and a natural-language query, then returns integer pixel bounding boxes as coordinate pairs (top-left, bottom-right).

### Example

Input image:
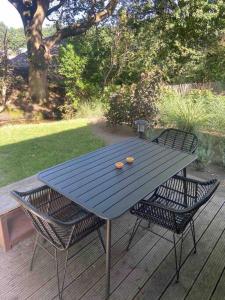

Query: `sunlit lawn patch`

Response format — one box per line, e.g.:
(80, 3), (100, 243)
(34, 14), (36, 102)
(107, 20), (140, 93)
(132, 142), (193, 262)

(0, 119), (104, 187)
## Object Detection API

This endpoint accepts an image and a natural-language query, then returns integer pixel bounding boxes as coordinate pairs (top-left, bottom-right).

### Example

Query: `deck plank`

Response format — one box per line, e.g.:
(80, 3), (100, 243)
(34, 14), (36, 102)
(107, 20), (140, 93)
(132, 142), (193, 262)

(184, 215), (225, 299)
(131, 193), (225, 300)
(77, 226), (167, 300)
(160, 192), (225, 300)
(210, 265), (225, 300)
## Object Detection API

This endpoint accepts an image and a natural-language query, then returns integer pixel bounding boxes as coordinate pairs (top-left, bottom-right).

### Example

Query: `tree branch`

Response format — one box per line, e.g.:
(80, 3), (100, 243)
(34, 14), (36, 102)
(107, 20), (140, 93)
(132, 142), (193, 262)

(46, 0), (66, 17)
(7, 0), (23, 14)
(8, 0), (39, 30)
(45, 0), (118, 49)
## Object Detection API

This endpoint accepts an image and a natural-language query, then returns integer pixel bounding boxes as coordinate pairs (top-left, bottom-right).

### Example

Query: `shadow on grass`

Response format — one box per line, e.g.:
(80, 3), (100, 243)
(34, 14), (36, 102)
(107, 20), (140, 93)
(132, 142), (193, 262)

(0, 124), (105, 187)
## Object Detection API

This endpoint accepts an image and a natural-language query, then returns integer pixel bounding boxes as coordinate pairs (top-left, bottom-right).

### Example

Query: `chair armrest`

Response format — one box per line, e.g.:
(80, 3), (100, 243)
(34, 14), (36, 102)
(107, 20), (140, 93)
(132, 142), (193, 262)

(140, 177), (219, 214)
(12, 190), (103, 227)
(12, 185), (50, 197)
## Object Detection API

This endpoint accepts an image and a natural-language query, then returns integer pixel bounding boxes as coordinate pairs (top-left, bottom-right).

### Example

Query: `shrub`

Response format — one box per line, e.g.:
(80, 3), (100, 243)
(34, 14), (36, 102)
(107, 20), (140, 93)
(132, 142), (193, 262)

(59, 100), (77, 120)
(59, 43), (88, 109)
(106, 70), (162, 126)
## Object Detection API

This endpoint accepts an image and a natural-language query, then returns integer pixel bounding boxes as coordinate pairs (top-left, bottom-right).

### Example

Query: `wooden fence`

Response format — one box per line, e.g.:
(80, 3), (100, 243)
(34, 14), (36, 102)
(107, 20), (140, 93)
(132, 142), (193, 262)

(170, 82), (225, 95)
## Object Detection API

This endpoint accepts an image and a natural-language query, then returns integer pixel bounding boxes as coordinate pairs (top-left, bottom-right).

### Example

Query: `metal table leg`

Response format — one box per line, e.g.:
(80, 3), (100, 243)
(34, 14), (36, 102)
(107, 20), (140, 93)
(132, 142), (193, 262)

(183, 167), (187, 206)
(105, 219), (111, 299)
(183, 167), (187, 178)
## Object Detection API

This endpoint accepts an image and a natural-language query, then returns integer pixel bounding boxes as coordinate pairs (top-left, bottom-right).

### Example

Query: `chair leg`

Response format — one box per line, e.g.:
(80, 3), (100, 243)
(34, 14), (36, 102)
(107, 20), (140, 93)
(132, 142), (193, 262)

(30, 233), (39, 271)
(190, 220), (197, 254)
(97, 228), (106, 253)
(126, 217), (142, 251)
(61, 250), (69, 299)
(55, 248), (62, 300)
(173, 233), (184, 283)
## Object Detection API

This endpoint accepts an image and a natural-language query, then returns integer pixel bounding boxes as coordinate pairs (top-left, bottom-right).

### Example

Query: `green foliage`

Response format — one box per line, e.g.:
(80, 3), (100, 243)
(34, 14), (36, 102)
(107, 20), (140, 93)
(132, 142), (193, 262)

(106, 70), (162, 126)
(0, 22), (55, 54)
(71, 27), (112, 86)
(59, 43), (88, 109)
(154, 0), (225, 83)
(42, 25), (56, 38)
(56, 1), (225, 121)
(204, 37), (225, 82)
(7, 27), (26, 53)
(0, 23), (26, 53)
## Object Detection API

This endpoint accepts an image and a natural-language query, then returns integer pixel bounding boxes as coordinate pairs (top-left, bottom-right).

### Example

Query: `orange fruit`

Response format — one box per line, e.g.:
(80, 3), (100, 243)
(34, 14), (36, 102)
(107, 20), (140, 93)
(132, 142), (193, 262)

(126, 156), (134, 164)
(115, 162), (124, 169)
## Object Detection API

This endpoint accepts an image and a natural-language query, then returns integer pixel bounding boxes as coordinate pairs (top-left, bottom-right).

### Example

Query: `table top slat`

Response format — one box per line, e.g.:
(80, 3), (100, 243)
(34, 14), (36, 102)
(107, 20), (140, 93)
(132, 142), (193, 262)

(38, 138), (197, 220)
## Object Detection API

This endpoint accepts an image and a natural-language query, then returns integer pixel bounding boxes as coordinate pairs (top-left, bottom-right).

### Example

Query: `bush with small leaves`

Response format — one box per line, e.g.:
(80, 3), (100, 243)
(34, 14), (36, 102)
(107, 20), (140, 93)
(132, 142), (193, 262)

(106, 69), (163, 127)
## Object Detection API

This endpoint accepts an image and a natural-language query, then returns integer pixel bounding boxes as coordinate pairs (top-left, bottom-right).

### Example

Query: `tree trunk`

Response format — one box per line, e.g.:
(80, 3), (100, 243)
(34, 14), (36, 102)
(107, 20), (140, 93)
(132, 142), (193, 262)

(26, 29), (51, 104)
(24, 0), (50, 104)
(29, 55), (48, 104)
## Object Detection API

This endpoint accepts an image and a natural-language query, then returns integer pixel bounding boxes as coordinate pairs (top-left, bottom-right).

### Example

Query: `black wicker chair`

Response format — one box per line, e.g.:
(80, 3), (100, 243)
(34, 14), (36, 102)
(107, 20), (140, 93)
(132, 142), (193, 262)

(12, 186), (106, 299)
(152, 128), (198, 154)
(127, 175), (219, 281)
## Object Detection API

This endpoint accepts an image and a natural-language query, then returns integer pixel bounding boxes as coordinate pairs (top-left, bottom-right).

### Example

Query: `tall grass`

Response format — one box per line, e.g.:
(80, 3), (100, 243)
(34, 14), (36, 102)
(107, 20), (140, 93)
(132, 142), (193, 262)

(76, 101), (106, 118)
(158, 88), (225, 133)
(209, 96), (225, 132)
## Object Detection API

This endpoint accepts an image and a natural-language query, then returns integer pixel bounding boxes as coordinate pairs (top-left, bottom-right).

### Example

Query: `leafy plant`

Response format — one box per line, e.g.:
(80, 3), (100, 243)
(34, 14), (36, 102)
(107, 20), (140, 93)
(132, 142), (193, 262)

(59, 43), (88, 110)
(106, 69), (162, 126)
(58, 100), (77, 120)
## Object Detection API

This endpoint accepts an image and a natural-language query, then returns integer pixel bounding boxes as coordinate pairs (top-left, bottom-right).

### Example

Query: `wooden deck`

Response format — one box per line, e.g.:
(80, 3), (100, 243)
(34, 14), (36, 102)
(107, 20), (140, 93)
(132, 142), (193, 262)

(0, 181), (225, 300)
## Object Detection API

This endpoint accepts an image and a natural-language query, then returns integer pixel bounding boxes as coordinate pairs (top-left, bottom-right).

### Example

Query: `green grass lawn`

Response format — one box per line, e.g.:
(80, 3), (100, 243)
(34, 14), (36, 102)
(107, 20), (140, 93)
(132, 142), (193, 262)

(0, 119), (105, 187)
